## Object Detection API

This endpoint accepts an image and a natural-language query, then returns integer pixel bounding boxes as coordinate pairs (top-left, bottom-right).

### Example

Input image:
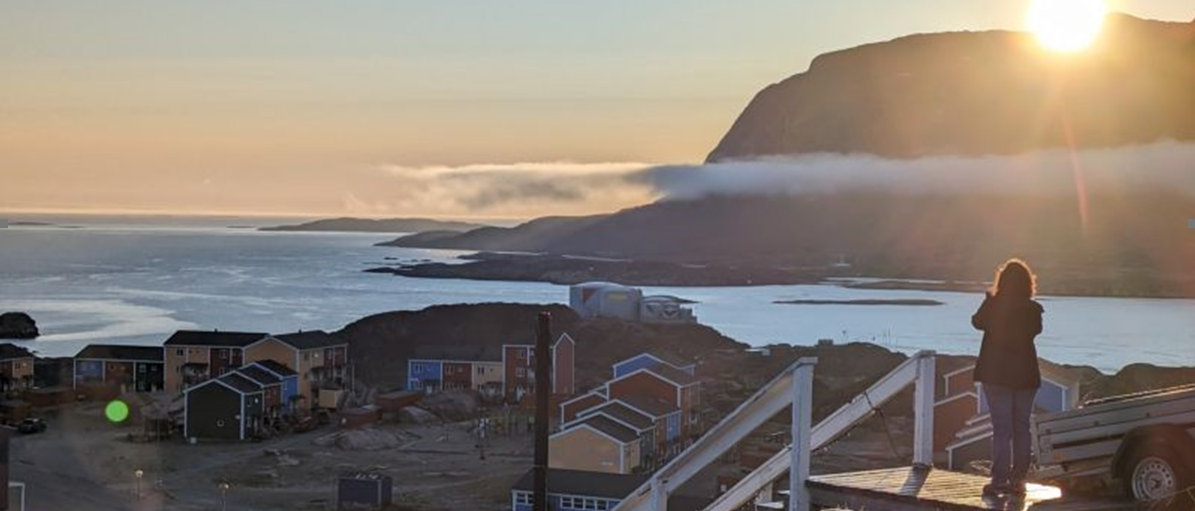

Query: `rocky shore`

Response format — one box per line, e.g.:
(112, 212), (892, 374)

(366, 252), (824, 287)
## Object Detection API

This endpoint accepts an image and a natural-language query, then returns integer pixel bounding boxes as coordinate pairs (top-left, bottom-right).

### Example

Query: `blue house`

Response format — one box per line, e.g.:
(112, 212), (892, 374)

(407, 359), (443, 392)
(242, 360), (299, 413)
(612, 353), (695, 379)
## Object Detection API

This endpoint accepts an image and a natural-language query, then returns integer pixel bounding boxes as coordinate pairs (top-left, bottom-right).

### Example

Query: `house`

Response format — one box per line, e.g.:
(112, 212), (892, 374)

(940, 360), (1085, 470)
(611, 352), (696, 379)
(503, 333), (576, 404)
(405, 345), (504, 398)
(183, 373), (265, 441)
(606, 364), (701, 443)
(242, 330), (349, 409)
(164, 330), (269, 394)
(231, 364), (285, 418)
(511, 468), (648, 511)
(614, 395), (683, 460)
(509, 469), (714, 511)
(549, 415), (642, 474)
(241, 360), (300, 413)
(570, 401), (657, 469)
(72, 344), (164, 393)
(559, 390), (607, 423)
(0, 344), (35, 393)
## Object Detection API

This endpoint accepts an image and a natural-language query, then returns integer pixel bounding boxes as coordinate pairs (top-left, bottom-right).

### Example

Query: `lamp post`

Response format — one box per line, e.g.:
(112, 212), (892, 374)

(134, 469), (144, 500)
(219, 481), (231, 511)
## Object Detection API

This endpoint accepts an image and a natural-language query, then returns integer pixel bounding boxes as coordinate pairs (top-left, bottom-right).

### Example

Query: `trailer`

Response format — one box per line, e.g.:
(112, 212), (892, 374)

(1034, 383), (1195, 503)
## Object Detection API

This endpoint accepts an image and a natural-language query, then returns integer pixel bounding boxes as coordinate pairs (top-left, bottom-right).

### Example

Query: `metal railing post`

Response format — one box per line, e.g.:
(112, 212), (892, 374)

(789, 361), (815, 511)
(912, 353), (936, 468)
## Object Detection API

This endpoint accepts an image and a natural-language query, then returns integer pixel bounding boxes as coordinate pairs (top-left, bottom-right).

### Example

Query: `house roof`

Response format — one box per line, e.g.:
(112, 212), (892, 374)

(273, 330), (346, 350)
(0, 343), (34, 360)
(614, 395), (679, 419)
(644, 364), (698, 386)
(164, 330), (268, 348)
(75, 344), (163, 362)
(247, 359), (297, 378)
(216, 373), (264, 394)
(512, 468), (648, 500)
(580, 402), (654, 431)
(574, 415), (640, 444)
(412, 344), (503, 362)
(234, 365), (282, 386)
(614, 352), (695, 371)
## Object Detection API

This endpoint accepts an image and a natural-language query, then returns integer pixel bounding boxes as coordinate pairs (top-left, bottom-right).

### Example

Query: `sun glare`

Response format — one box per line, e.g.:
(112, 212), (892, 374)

(1027, 0), (1107, 52)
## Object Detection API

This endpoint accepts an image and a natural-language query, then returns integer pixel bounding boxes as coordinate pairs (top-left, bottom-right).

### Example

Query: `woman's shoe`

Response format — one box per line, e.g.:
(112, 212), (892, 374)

(982, 483), (1008, 498)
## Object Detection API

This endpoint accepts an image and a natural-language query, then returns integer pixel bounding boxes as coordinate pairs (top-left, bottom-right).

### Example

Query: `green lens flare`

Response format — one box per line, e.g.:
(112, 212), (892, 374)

(105, 400), (130, 423)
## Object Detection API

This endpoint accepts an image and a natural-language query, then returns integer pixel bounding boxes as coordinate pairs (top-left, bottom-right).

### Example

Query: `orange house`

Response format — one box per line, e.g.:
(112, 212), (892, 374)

(164, 330), (268, 394)
(244, 330), (349, 410)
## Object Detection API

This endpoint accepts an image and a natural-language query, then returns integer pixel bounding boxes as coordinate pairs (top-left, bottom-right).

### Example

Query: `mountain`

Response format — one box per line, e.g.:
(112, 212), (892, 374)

(261, 217), (485, 233)
(380, 15), (1195, 292)
(709, 14), (1195, 161)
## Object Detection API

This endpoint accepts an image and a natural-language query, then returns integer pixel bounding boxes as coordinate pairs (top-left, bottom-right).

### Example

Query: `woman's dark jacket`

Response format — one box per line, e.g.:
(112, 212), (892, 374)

(972, 294), (1044, 389)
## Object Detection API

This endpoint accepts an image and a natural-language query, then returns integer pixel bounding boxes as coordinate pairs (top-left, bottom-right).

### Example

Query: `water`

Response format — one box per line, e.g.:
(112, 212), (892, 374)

(2, 219), (1193, 373)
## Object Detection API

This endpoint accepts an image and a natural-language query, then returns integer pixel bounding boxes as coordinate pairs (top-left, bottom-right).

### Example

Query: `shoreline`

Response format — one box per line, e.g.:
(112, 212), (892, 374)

(367, 252), (1195, 299)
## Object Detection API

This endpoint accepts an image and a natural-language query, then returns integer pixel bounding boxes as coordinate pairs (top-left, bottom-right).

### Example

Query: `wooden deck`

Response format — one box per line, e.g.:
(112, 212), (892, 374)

(807, 466), (1136, 511)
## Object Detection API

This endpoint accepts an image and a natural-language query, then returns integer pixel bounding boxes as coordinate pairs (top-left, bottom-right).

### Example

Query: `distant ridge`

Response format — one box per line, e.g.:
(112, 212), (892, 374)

(261, 217), (486, 233)
(709, 14), (1195, 161)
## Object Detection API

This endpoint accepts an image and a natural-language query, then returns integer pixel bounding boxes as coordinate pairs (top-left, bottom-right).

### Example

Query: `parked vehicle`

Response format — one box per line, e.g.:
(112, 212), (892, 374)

(1034, 383), (1195, 503)
(16, 417), (47, 434)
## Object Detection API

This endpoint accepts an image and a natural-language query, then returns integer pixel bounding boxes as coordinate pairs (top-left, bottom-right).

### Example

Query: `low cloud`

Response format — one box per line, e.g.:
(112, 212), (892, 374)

(640, 141), (1195, 200)
(371, 161), (659, 217)
(362, 141), (1195, 218)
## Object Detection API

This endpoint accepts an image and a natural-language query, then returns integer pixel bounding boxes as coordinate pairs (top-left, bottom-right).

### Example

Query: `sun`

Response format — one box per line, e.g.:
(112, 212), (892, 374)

(1027, 0), (1108, 52)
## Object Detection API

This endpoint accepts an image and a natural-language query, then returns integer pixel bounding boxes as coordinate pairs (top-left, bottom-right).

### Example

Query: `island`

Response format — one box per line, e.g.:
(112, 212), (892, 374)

(366, 252), (824, 287)
(261, 217), (486, 234)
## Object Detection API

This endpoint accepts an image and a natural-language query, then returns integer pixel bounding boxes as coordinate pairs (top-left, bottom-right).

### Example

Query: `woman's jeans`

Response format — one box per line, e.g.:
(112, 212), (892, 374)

(983, 384), (1038, 488)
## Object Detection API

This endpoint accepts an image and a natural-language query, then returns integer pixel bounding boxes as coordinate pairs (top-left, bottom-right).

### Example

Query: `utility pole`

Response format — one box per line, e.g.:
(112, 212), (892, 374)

(532, 312), (552, 511)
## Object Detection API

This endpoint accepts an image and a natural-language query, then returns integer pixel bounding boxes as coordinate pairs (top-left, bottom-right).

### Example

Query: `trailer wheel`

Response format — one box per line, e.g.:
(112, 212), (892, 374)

(1123, 443), (1193, 503)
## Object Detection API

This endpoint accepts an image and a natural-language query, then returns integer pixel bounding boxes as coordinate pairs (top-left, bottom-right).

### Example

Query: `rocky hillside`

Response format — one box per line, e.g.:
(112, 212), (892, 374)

(335, 303), (746, 389)
(709, 14), (1195, 161)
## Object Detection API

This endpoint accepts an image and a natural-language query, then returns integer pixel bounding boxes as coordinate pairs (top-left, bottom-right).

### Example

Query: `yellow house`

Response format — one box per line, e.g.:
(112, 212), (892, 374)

(163, 330), (269, 394)
(243, 330), (349, 410)
(0, 344), (35, 392)
(472, 361), (503, 395)
(549, 416), (642, 474)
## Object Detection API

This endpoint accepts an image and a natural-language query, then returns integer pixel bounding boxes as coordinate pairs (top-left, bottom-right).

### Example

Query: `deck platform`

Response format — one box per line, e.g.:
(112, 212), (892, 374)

(807, 466), (1135, 511)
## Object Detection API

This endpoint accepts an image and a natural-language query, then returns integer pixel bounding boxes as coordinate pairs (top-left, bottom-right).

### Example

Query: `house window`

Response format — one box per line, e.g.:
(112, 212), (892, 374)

(175, 348), (184, 357)
(515, 492), (532, 505)
(516, 368), (525, 378)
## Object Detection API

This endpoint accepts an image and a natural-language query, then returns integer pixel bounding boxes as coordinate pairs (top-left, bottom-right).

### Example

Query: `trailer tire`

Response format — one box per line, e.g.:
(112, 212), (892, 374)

(1122, 442), (1194, 503)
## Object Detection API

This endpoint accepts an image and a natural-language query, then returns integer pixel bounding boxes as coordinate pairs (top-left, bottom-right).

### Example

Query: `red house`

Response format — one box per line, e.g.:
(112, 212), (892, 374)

(442, 361), (474, 391)
(559, 391), (607, 423)
(606, 365), (701, 444)
(502, 333), (576, 404)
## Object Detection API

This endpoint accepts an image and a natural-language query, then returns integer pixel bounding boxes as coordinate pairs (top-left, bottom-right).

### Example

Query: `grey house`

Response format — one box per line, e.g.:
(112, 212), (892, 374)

(183, 373), (265, 441)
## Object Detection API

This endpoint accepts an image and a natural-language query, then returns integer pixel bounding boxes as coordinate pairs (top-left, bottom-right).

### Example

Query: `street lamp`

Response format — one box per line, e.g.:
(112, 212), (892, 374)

(219, 481), (231, 511)
(134, 469), (144, 500)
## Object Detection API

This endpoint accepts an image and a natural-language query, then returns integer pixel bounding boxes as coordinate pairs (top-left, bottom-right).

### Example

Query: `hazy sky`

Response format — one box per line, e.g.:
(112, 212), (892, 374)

(2, 1), (1191, 219)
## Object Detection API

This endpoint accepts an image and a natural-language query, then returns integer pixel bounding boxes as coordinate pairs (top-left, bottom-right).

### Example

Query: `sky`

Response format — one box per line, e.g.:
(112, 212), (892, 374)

(2, 1), (1192, 219)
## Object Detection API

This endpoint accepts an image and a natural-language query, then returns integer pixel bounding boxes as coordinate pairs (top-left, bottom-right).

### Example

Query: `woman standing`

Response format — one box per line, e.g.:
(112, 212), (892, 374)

(972, 258), (1043, 498)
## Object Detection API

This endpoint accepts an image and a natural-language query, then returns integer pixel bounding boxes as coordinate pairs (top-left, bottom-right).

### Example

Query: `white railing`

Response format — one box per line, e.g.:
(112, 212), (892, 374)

(610, 350), (936, 511)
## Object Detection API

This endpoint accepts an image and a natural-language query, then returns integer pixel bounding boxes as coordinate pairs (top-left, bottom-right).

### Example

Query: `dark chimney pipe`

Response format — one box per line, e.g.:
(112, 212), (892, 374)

(532, 311), (552, 511)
